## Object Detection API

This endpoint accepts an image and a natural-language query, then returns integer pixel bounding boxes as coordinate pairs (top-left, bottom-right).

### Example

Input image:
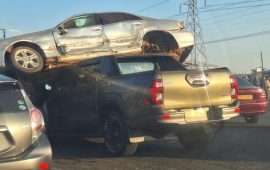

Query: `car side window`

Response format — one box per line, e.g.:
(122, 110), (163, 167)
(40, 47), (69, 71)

(64, 14), (97, 29)
(124, 13), (142, 20)
(99, 13), (127, 25)
(78, 60), (101, 82)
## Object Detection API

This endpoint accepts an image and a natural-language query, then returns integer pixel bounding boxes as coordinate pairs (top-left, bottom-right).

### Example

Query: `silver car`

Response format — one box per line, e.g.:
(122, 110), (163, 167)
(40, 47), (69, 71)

(0, 12), (194, 74)
(0, 75), (52, 170)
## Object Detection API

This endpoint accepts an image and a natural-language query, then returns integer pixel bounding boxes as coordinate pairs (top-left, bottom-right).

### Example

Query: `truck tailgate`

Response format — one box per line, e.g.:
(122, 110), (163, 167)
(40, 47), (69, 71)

(161, 68), (232, 109)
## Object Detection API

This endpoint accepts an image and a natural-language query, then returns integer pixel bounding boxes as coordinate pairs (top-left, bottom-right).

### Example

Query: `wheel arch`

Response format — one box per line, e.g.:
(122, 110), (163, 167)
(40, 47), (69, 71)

(4, 41), (46, 67)
(142, 30), (179, 51)
(99, 103), (127, 125)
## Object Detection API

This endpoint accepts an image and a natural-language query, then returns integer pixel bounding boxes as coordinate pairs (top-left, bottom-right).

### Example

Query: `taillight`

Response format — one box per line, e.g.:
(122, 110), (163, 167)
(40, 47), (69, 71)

(234, 108), (240, 113)
(145, 79), (164, 105)
(230, 75), (238, 99)
(257, 90), (267, 102)
(40, 163), (49, 170)
(30, 108), (44, 143)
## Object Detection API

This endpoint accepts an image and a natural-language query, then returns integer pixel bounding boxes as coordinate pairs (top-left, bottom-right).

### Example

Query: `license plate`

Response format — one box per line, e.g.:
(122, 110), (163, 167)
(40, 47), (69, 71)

(184, 108), (208, 123)
(238, 95), (253, 100)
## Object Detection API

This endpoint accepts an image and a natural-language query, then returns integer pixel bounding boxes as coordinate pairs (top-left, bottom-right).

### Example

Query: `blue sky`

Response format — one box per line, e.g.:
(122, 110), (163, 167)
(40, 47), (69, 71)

(1, 0), (270, 73)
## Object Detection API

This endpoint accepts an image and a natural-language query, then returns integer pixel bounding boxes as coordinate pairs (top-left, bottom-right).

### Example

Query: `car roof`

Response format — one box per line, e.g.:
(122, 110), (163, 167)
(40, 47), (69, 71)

(115, 54), (171, 59)
(0, 74), (16, 83)
(78, 54), (175, 67)
(81, 54), (173, 62)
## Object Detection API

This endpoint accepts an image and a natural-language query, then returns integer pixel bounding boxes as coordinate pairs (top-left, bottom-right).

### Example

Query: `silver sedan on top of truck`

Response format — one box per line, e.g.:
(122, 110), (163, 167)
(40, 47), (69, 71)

(0, 12), (194, 74)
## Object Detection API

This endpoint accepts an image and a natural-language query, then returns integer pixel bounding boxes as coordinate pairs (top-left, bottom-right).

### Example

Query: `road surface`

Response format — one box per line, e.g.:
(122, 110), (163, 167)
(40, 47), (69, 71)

(51, 108), (270, 170)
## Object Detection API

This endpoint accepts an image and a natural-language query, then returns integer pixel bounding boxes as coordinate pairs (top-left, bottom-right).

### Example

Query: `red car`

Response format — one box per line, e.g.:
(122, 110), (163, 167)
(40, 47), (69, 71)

(237, 76), (268, 123)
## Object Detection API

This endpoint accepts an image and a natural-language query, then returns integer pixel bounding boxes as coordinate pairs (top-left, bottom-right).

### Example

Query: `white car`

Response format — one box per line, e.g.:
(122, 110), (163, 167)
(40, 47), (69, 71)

(0, 12), (194, 74)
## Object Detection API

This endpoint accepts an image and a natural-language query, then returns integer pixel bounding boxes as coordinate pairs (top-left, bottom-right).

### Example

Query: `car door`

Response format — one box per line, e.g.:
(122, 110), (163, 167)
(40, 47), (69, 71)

(74, 59), (101, 134)
(46, 66), (81, 133)
(53, 14), (105, 55)
(98, 12), (143, 50)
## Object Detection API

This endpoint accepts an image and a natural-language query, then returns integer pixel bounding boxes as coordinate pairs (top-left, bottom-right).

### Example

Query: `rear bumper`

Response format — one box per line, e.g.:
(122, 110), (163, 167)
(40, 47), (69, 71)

(0, 133), (52, 170)
(158, 105), (240, 125)
(128, 104), (239, 139)
(240, 101), (268, 114)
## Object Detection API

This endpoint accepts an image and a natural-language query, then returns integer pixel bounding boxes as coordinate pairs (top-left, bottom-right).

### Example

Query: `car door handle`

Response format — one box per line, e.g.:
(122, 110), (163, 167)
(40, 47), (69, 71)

(92, 27), (102, 31)
(132, 22), (142, 26)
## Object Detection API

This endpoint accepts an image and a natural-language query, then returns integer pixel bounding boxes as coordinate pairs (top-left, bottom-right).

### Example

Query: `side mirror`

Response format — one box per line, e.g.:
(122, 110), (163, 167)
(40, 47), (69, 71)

(58, 25), (67, 36)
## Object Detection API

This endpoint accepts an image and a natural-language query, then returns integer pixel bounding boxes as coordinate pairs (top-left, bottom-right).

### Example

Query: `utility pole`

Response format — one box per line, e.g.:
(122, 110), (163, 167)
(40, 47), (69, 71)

(0, 28), (6, 38)
(261, 51), (264, 72)
(183, 0), (207, 68)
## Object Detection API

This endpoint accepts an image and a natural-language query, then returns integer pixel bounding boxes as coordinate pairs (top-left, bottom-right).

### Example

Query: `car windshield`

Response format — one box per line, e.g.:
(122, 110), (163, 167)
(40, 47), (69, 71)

(0, 83), (28, 113)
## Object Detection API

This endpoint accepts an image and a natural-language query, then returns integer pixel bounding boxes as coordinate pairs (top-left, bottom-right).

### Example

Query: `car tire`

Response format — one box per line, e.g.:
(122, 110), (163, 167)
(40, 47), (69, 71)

(176, 124), (213, 149)
(104, 112), (138, 156)
(244, 114), (259, 123)
(10, 46), (44, 74)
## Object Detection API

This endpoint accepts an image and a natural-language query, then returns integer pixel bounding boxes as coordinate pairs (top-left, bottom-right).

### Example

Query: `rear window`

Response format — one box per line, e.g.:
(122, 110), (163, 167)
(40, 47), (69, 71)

(118, 62), (154, 75)
(237, 77), (255, 87)
(116, 56), (186, 75)
(0, 83), (28, 113)
(124, 13), (142, 20)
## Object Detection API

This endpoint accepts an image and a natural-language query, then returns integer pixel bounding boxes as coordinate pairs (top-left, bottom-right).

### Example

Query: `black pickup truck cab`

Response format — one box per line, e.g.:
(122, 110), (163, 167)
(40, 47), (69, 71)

(45, 54), (239, 156)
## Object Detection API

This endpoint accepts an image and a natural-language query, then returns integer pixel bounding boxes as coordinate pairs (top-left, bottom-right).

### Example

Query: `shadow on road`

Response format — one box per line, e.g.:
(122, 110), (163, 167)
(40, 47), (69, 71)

(51, 124), (270, 163)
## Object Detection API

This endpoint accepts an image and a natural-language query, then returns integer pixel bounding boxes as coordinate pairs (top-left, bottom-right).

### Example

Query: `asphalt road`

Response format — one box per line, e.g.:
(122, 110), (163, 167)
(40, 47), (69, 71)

(51, 108), (270, 170)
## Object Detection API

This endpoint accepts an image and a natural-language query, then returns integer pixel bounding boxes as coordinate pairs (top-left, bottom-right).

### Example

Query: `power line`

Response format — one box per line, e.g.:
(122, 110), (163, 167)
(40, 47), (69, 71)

(134, 0), (172, 14)
(205, 17), (270, 33)
(201, 7), (252, 22)
(203, 0), (270, 8)
(200, 3), (270, 13)
(202, 8), (269, 27)
(173, 2), (270, 16)
(204, 29), (270, 44)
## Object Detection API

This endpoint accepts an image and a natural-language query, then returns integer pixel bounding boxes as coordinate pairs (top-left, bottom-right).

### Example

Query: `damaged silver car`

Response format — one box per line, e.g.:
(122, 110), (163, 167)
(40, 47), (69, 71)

(0, 12), (194, 74)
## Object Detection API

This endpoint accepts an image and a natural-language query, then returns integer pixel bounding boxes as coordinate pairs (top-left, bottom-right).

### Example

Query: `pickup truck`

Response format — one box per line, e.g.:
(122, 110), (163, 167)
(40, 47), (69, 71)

(44, 54), (239, 156)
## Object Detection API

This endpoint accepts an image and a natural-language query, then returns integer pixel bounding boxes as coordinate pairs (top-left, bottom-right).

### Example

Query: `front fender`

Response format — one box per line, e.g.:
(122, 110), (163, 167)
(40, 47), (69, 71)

(0, 29), (60, 68)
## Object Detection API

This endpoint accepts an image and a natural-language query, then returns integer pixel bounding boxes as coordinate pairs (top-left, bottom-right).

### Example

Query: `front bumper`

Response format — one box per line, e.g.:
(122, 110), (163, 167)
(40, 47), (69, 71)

(0, 133), (52, 170)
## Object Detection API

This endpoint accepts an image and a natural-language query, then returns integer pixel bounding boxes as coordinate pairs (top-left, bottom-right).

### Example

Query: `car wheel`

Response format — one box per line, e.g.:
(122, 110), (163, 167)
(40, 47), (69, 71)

(10, 46), (44, 74)
(104, 112), (138, 156)
(176, 124), (213, 149)
(244, 114), (259, 123)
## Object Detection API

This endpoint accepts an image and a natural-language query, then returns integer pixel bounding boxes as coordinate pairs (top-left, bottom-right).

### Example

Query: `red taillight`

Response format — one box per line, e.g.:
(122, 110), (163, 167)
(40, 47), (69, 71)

(234, 108), (240, 113)
(230, 75), (239, 99)
(161, 114), (171, 120)
(145, 79), (164, 105)
(257, 90), (267, 102)
(30, 108), (44, 143)
(40, 163), (49, 170)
